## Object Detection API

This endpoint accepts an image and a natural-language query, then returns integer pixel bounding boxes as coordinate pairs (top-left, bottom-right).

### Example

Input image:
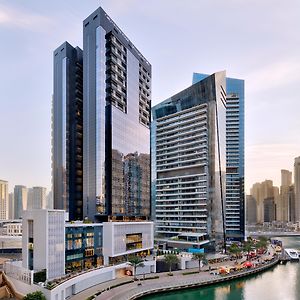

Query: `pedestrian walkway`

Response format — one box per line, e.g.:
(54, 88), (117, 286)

(71, 245), (277, 300)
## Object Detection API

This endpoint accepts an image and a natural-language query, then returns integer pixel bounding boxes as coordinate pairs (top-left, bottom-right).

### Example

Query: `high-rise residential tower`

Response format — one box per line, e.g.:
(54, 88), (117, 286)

(8, 192), (14, 219)
(279, 169), (292, 221)
(246, 195), (256, 224)
(27, 187), (47, 210)
(294, 157), (300, 222)
(152, 71), (226, 250)
(83, 7), (151, 221)
(193, 73), (245, 241)
(0, 180), (8, 220)
(14, 185), (27, 219)
(52, 42), (83, 221)
(250, 180), (277, 223)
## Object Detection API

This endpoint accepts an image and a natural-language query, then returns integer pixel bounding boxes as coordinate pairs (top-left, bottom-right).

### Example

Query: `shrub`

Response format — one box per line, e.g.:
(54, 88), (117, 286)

(24, 291), (46, 300)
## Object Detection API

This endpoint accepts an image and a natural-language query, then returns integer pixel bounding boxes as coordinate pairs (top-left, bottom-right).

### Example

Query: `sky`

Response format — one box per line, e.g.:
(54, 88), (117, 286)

(0, 0), (300, 193)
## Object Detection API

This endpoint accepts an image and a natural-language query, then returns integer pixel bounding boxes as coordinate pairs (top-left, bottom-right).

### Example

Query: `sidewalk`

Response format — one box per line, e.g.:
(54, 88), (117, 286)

(71, 245), (277, 300)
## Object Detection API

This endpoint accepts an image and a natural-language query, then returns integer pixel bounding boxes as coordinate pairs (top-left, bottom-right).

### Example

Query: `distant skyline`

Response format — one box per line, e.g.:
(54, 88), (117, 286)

(0, 0), (300, 193)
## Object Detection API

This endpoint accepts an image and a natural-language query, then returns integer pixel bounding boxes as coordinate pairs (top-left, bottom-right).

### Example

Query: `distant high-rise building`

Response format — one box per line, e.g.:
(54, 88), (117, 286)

(0, 180), (9, 219)
(152, 71), (226, 250)
(193, 73), (245, 241)
(8, 192), (14, 219)
(46, 191), (53, 209)
(52, 42), (83, 221)
(264, 197), (275, 222)
(294, 157), (300, 222)
(246, 195), (256, 224)
(279, 169), (292, 222)
(14, 185), (27, 219)
(27, 187), (47, 210)
(288, 185), (296, 223)
(83, 7), (151, 221)
(250, 180), (276, 223)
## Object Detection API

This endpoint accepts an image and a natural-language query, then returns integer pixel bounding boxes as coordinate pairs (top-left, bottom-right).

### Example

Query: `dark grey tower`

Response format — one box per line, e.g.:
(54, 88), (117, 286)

(52, 42), (83, 221)
(152, 72), (226, 250)
(83, 7), (151, 221)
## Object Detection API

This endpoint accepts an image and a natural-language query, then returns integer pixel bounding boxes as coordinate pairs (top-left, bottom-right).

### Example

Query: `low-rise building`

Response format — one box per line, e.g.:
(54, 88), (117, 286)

(5, 209), (155, 300)
(4, 222), (22, 236)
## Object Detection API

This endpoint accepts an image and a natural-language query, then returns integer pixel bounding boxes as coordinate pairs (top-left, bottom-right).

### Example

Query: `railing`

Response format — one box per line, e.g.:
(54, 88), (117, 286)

(4, 260), (33, 285)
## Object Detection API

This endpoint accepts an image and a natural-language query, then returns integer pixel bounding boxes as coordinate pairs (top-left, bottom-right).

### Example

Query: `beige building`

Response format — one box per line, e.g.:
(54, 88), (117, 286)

(250, 180), (275, 223)
(294, 157), (300, 222)
(27, 187), (47, 210)
(279, 169), (292, 222)
(0, 180), (9, 220)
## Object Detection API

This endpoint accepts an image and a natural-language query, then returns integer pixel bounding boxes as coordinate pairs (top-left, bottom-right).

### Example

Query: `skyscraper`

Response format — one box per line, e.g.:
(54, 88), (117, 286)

(246, 195), (257, 224)
(288, 185), (296, 223)
(294, 157), (300, 222)
(152, 71), (226, 250)
(8, 192), (14, 219)
(264, 197), (275, 222)
(83, 7), (151, 221)
(27, 187), (47, 210)
(279, 169), (292, 221)
(14, 185), (27, 219)
(0, 180), (8, 220)
(52, 42), (83, 221)
(193, 73), (245, 241)
(250, 180), (277, 223)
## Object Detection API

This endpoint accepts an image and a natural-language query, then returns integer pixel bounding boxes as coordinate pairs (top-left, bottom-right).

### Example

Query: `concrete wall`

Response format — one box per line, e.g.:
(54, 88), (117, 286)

(103, 221), (154, 259)
(7, 264), (121, 300)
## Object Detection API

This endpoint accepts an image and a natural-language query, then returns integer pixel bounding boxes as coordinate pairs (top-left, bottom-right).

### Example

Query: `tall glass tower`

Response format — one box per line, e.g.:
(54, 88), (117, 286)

(52, 42), (83, 221)
(193, 73), (245, 241)
(83, 7), (151, 221)
(152, 72), (226, 250)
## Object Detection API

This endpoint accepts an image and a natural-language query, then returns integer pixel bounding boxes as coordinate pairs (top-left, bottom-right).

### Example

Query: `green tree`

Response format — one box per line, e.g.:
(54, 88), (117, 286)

(256, 236), (268, 250)
(243, 240), (254, 260)
(127, 255), (145, 280)
(23, 291), (46, 300)
(164, 253), (179, 275)
(228, 243), (241, 262)
(193, 253), (208, 272)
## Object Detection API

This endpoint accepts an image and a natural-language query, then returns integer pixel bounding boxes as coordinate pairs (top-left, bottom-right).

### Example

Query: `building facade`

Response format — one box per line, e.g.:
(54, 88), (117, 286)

(294, 157), (300, 222)
(264, 197), (275, 222)
(279, 169), (292, 222)
(27, 187), (47, 210)
(193, 73), (245, 241)
(14, 185), (27, 219)
(288, 185), (296, 223)
(152, 71), (226, 250)
(83, 7), (151, 221)
(0, 180), (9, 220)
(246, 195), (256, 224)
(65, 223), (103, 271)
(22, 210), (66, 280)
(8, 192), (14, 220)
(52, 42), (83, 221)
(250, 180), (276, 224)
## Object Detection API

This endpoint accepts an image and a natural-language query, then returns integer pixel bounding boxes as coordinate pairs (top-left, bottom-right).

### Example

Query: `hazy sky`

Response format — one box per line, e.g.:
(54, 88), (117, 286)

(0, 0), (300, 193)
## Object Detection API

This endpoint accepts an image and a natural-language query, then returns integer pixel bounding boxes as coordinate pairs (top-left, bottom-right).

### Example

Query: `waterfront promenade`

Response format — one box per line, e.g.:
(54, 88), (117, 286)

(70, 247), (278, 300)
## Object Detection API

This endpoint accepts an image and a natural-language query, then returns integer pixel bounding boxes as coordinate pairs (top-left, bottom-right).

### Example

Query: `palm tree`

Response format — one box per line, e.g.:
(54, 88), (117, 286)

(193, 253), (208, 272)
(228, 243), (241, 262)
(127, 255), (145, 280)
(164, 253), (179, 275)
(256, 236), (268, 251)
(243, 240), (254, 260)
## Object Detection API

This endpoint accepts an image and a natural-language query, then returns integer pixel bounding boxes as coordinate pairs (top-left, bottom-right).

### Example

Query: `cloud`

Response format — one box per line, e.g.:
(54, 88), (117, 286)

(0, 3), (53, 31)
